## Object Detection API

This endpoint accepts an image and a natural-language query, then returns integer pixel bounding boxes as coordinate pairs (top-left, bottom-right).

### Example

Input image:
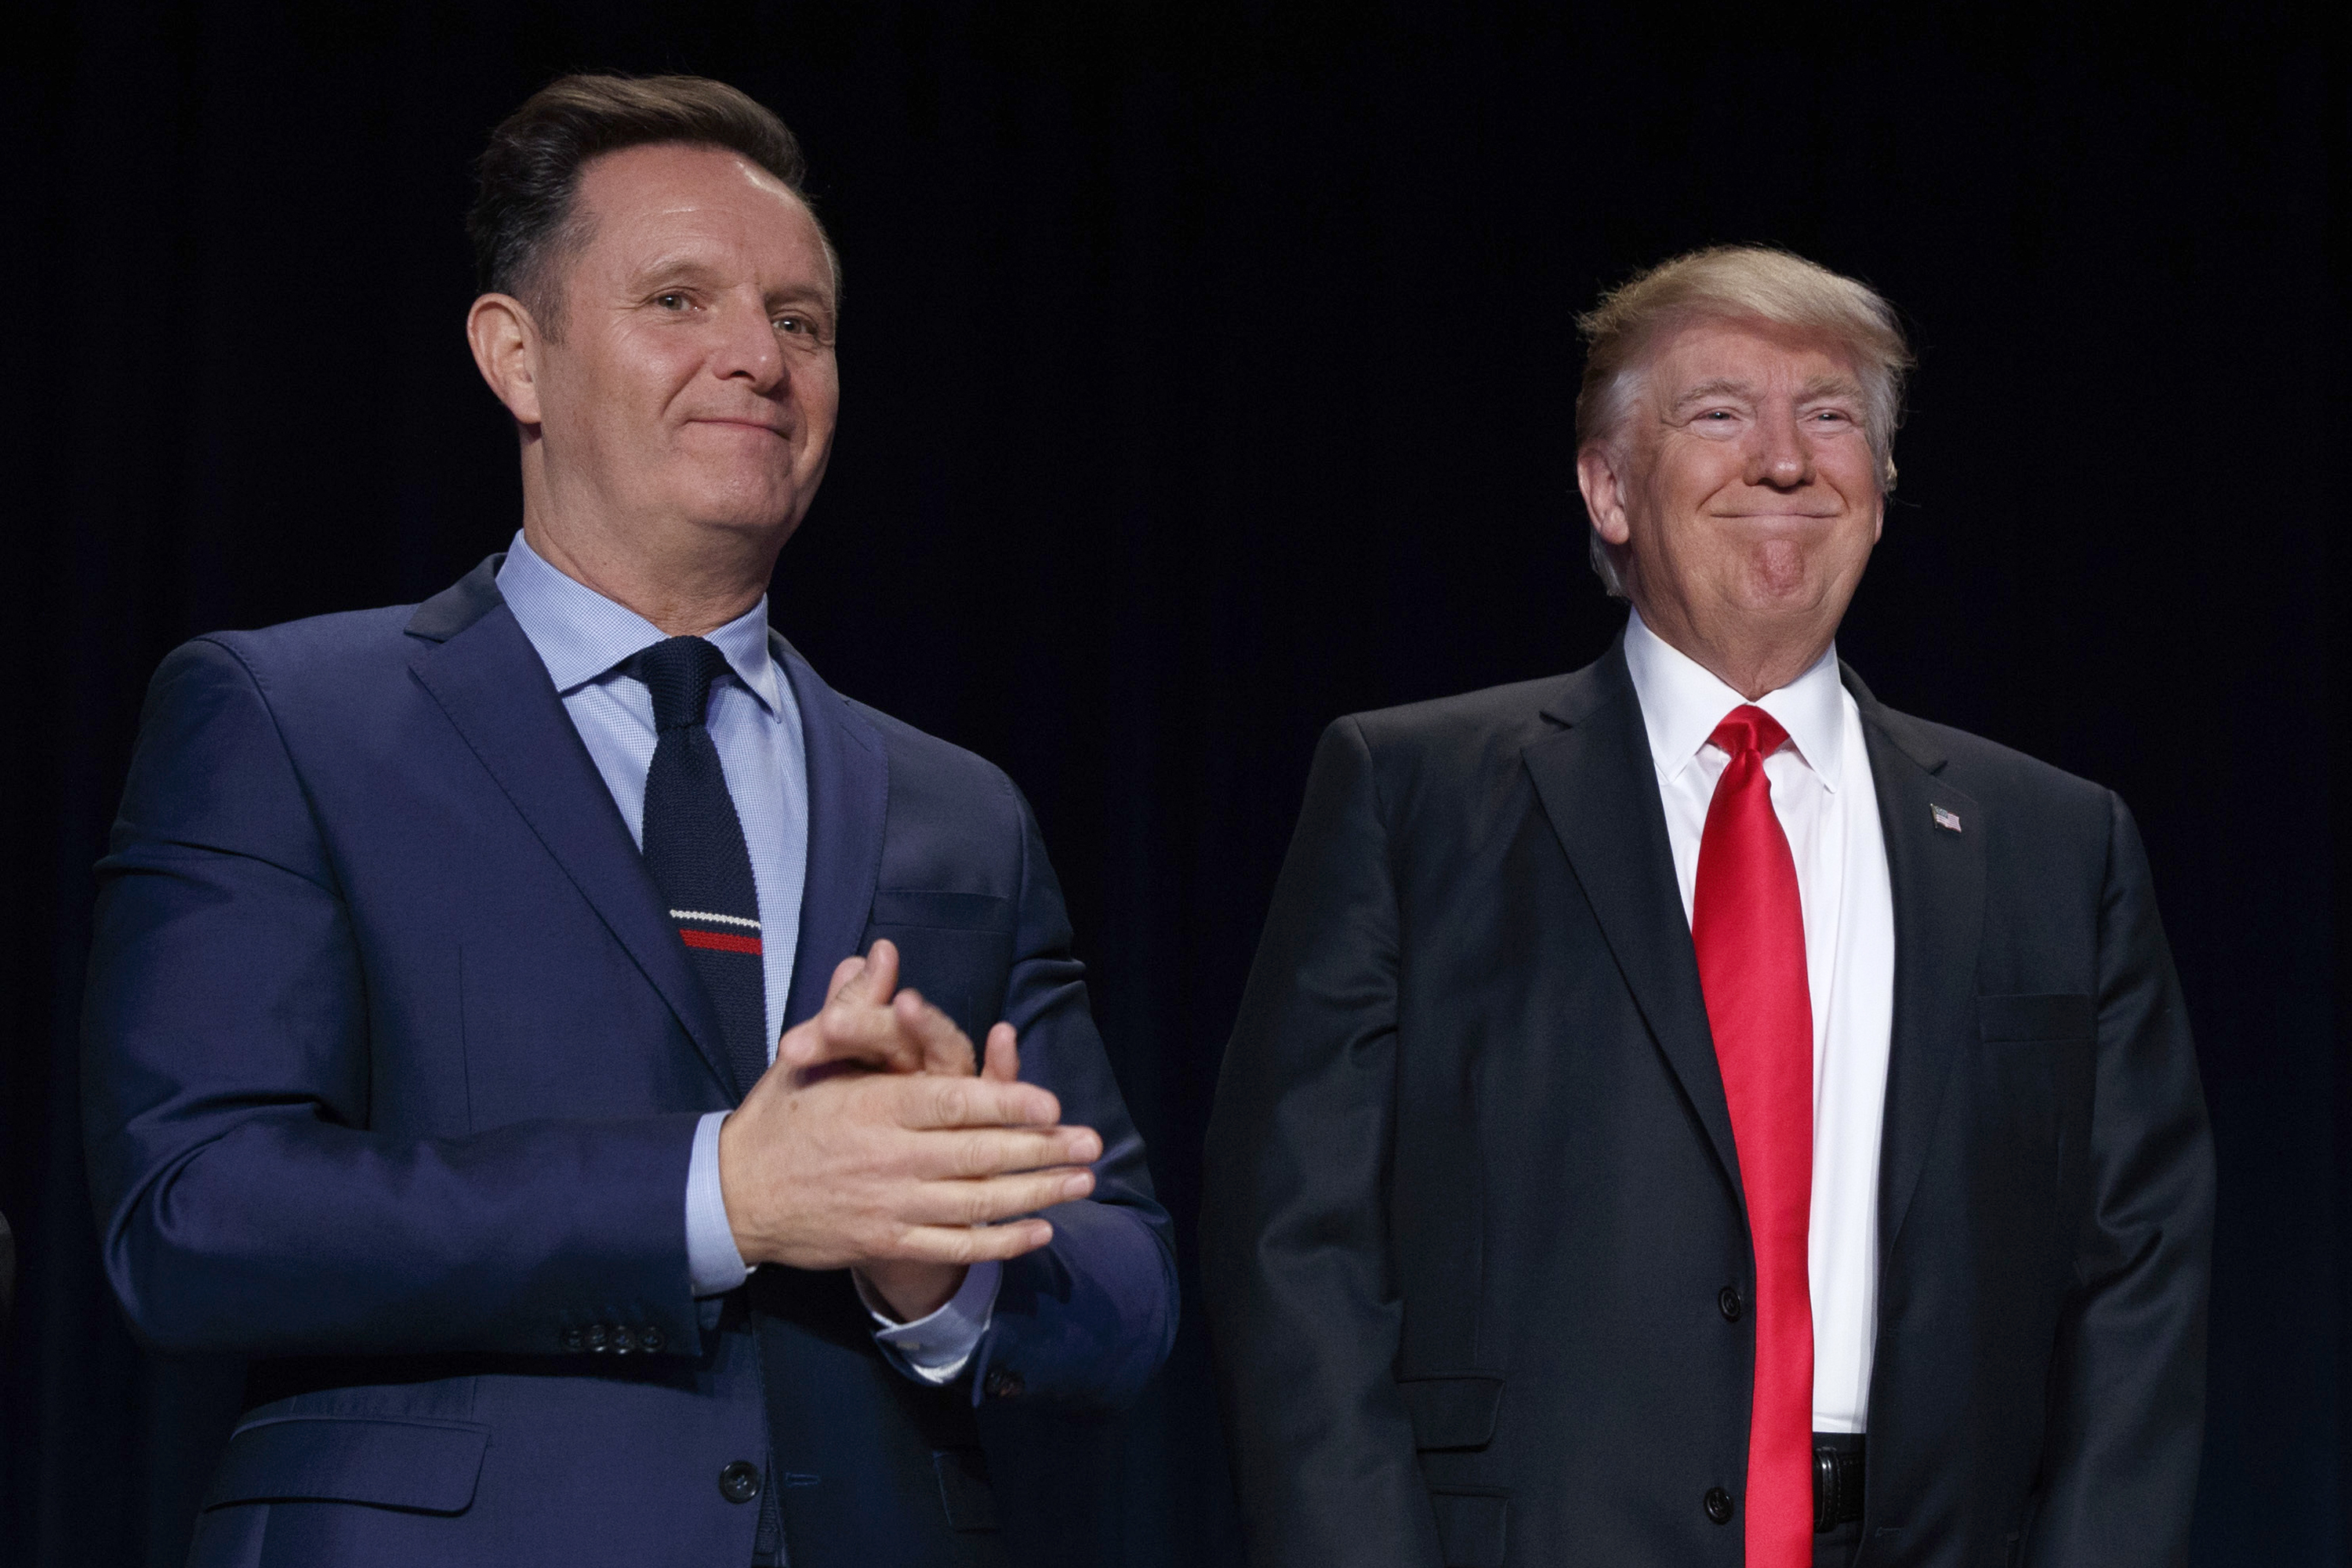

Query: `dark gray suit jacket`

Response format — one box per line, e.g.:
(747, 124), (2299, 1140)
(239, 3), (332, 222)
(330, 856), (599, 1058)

(1202, 639), (2212, 1568)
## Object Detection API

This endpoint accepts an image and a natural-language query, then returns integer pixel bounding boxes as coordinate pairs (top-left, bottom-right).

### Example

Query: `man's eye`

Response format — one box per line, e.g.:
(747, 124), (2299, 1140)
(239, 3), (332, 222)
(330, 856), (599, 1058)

(655, 293), (688, 310)
(1703, 409), (1735, 421)
(775, 315), (804, 334)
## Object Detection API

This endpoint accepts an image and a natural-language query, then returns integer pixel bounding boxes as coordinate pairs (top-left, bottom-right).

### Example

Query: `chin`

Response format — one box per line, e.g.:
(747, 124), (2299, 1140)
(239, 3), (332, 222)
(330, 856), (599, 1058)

(673, 475), (802, 539)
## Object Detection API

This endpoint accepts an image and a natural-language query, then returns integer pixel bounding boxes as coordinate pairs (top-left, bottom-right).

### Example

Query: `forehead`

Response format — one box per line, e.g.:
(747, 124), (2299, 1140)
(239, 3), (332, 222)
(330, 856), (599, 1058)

(1642, 315), (1864, 395)
(570, 142), (829, 290)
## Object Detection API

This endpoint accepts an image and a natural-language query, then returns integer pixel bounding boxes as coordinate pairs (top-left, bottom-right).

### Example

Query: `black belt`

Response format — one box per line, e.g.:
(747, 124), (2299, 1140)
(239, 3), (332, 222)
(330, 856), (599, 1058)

(1814, 1433), (1865, 1533)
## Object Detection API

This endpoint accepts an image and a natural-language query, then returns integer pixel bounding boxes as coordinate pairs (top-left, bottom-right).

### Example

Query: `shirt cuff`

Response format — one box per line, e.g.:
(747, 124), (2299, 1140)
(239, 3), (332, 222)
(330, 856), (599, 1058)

(858, 1261), (1001, 1385)
(685, 1109), (751, 1298)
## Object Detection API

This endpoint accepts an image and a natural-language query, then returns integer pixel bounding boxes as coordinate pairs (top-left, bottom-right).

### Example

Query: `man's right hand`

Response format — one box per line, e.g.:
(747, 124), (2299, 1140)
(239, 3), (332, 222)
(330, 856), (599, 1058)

(716, 951), (1101, 1272)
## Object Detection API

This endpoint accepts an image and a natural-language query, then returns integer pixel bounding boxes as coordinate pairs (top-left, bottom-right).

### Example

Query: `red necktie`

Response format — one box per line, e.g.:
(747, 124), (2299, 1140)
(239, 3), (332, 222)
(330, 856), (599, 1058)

(1692, 705), (1814, 1566)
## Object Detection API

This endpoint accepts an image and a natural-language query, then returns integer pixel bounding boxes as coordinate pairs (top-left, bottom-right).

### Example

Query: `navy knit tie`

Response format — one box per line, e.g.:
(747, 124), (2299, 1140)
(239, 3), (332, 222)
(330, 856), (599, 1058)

(636, 636), (769, 1099)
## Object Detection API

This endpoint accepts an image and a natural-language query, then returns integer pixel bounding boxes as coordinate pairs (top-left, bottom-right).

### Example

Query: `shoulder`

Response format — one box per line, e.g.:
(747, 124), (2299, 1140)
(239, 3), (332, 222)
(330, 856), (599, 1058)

(1334, 667), (1591, 797)
(1858, 694), (2122, 854)
(1346, 670), (1583, 751)
(1277, 666), (1599, 847)
(143, 604), (427, 728)
(1865, 699), (2109, 804)
(188, 605), (423, 687)
(843, 695), (1022, 811)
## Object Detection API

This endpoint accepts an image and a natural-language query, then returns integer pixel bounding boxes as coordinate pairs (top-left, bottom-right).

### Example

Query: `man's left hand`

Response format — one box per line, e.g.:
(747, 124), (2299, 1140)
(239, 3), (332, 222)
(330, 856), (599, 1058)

(779, 940), (1045, 1321)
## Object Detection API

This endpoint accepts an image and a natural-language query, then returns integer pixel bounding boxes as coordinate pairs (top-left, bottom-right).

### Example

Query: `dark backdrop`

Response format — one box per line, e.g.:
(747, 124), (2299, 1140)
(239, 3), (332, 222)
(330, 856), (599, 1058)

(2, 3), (2340, 1563)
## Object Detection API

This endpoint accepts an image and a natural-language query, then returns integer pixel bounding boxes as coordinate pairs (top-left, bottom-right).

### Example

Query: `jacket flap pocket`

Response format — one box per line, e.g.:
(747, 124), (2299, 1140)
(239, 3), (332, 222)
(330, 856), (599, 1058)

(203, 1416), (488, 1514)
(1400, 1375), (1504, 1451)
(869, 889), (1014, 932)
(1429, 1488), (1508, 1568)
(931, 1447), (1000, 1532)
(1976, 993), (2096, 1043)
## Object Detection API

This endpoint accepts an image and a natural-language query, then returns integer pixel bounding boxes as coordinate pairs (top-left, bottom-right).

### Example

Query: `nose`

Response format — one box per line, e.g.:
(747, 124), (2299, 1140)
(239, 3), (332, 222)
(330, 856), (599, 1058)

(1746, 403), (1814, 490)
(711, 297), (785, 394)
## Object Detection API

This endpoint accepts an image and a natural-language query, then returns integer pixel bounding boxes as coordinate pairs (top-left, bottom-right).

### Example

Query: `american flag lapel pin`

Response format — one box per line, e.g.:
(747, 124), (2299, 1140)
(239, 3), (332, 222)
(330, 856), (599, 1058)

(1931, 804), (1962, 833)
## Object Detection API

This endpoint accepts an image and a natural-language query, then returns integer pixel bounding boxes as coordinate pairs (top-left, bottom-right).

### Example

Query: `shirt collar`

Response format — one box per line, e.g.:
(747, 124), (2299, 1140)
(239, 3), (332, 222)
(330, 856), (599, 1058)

(1621, 608), (1847, 791)
(495, 530), (782, 716)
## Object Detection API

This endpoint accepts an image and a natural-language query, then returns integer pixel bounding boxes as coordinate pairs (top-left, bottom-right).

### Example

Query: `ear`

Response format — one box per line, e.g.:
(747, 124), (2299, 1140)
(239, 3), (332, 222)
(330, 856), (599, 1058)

(1576, 443), (1633, 547)
(466, 293), (546, 426)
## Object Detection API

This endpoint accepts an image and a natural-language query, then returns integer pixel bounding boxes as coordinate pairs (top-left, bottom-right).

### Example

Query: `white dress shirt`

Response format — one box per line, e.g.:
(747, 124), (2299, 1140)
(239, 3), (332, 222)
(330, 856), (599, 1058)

(496, 533), (996, 1382)
(1621, 611), (1894, 1434)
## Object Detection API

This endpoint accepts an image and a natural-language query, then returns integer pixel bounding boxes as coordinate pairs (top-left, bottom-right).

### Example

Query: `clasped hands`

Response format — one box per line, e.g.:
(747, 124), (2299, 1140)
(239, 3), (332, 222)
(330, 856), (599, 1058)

(717, 939), (1098, 1323)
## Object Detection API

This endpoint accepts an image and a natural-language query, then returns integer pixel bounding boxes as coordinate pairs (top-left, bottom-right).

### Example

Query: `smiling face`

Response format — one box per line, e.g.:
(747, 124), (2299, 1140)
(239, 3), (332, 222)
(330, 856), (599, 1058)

(526, 140), (840, 553)
(1578, 315), (1884, 691)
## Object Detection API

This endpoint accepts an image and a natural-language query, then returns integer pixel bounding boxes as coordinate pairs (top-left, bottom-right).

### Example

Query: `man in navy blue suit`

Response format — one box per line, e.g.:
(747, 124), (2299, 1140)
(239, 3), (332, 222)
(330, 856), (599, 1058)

(83, 74), (1176, 1566)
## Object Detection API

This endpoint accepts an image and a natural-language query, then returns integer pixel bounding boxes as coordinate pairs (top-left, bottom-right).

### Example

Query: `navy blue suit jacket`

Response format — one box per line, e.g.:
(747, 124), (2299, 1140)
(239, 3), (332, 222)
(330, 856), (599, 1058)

(84, 560), (1177, 1566)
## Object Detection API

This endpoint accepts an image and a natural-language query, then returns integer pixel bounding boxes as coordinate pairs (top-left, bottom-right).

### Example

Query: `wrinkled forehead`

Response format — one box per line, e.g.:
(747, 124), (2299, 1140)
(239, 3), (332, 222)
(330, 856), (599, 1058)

(1633, 313), (1869, 404)
(570, 142), (833, 292)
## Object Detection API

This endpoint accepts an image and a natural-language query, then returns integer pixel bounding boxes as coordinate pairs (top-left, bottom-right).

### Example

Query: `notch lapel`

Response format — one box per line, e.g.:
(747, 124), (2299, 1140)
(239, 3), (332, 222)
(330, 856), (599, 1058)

(772, 634), (889, 1030)
(1524, 643), (1744, 1201)
(405, 561), (737, 1100)
(1846, 667), (1986, 1265)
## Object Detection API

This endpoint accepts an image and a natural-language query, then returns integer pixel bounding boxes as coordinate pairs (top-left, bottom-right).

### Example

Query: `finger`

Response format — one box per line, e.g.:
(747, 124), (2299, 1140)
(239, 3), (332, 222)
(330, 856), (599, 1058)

(910, 1125), (1103, 1180)
(786, 998), (928, 1073)
(855, 938), (900, 1003)
(822, 939), (898, 1014)
(873, 1218), (1056, 1266)
(895, 1075), (1062, 1131)
(822, 954), (866, 1006)
(892, 989), (977, 1076)
(980, 1023), (1020, 1083)
(901, 1167), (1097, 1227)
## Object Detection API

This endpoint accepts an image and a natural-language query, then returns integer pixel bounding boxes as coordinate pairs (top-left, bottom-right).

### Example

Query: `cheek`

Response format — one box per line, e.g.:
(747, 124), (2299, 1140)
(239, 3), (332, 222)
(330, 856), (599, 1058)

(800, 361), (842, 429)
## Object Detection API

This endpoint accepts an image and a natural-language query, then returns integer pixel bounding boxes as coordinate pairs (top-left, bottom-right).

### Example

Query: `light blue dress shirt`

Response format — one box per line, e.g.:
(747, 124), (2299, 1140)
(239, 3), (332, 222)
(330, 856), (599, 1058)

(496, 533), (994, 1381)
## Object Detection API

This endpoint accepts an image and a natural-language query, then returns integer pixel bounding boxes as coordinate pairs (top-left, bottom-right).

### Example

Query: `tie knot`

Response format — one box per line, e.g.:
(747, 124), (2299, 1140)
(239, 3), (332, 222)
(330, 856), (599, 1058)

(634, 636), (731, 732)
(1708, 703), (1790, 760)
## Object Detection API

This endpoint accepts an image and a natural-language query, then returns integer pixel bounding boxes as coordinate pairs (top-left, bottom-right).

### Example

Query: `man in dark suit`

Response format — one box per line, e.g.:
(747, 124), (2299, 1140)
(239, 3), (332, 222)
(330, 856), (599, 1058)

(1203, 246), (2212, 1567)
(83, 74), (1175, 1566)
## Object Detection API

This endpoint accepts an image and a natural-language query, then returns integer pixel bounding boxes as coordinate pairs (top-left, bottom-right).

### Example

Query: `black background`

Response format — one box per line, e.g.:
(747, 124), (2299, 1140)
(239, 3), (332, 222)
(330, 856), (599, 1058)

(1, 3), (2340, 1563)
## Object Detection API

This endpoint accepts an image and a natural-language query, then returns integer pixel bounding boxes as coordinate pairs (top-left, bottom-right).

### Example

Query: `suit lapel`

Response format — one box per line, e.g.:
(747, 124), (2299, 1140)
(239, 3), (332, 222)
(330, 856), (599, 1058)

(773, 633), (889, 1030)
(405, 559), (737, 1100)
(1525, 641), (1746, 1201)
(1846, 666), (1985, 1265)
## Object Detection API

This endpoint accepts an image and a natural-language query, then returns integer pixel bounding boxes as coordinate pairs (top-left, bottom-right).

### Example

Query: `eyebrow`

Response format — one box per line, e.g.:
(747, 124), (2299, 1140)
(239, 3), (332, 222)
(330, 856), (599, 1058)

(1667, 373), (1866, 412)
(626, 253), (836, 312)
(626, 253), (725, 290)
(1668, 377), (1757, 412)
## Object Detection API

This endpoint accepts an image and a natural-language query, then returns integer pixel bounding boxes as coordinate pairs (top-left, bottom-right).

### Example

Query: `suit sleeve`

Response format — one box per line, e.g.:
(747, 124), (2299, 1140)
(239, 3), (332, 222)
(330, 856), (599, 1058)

(969, 789), (1178, 1411)
(2025, 793), (2216, 1566)
(82, 639), (706, 1359)
(1200, 717), (1443, 1568)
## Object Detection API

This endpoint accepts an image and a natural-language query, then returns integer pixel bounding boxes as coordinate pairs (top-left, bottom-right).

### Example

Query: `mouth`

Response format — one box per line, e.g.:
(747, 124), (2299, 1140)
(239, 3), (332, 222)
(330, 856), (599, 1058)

(688, 417), (790, 438)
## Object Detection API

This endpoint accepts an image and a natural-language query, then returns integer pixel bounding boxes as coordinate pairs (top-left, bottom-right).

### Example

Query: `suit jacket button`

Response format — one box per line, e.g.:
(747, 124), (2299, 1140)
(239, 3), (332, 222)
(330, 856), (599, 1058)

(718, 1461), (762, 1504)
(584, 1323), (609, 1352)
(1704, 1487), (1736, 1525)
(612, 1326), (636, 1354)
(1718, 1287), (1743, 1322)
(639, 1325), (666, 1353)
(984, 1368), (1024, 1399)
(561, 1327), (585, 1352)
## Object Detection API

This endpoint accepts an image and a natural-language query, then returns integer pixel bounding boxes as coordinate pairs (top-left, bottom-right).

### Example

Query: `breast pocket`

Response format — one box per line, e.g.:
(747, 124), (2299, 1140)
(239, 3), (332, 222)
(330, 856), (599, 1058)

(866, 890), (1015, 1047)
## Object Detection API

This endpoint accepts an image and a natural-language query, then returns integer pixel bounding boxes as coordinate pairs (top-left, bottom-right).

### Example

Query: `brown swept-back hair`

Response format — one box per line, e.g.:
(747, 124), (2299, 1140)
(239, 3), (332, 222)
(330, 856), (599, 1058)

(467, 72), (838, 335)
(1574, 246), (1912, 597)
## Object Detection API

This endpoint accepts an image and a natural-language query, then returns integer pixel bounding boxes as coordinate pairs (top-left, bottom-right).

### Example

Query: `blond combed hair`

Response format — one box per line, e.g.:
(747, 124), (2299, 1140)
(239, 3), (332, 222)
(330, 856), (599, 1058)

(1574, 246), (1914, 597)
